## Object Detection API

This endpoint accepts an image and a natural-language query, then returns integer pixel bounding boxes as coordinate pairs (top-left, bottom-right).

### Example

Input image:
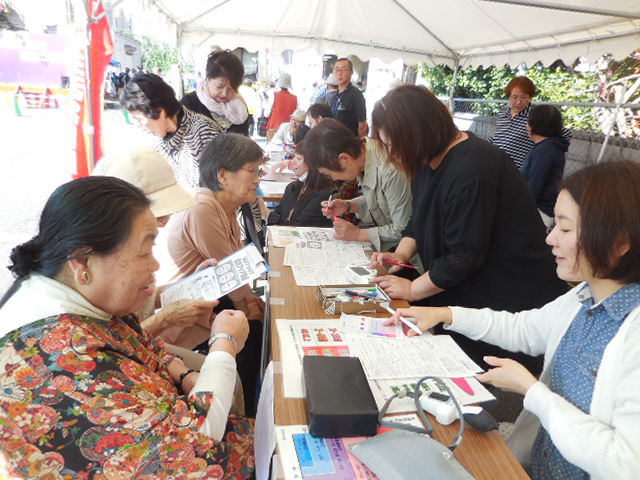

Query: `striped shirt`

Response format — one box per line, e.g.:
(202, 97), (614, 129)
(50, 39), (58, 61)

(156, 106), (223, 189)
(490, 104), (572, 169)
(490, 104), (534, 168)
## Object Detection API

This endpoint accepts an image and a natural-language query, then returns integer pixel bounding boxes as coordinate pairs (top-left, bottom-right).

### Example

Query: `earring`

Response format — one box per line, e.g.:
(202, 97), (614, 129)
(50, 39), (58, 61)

(81, 271), (91, 284)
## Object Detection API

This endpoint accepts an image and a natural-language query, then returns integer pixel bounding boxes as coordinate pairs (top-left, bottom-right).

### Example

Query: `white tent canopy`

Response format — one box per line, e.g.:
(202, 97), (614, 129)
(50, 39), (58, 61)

(151, 0), (640, 67)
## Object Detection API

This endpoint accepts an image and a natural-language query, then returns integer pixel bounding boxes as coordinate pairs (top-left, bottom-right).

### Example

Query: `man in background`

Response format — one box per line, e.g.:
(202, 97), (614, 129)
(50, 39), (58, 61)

(330, 58), (367, 138)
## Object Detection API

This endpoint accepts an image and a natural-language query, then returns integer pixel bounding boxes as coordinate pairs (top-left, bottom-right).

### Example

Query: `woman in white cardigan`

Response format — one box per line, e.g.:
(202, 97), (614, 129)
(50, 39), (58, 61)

(387, 160), (640, 480)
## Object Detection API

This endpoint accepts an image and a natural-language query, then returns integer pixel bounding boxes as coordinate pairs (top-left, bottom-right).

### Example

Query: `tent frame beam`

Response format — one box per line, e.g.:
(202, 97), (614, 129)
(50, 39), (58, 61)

(181, 28), (455, 63)
(391, 0), (457, 57)
(479, 0), (640, 19)
(181, 0), (235, 29)
(462, 29), (639, 60)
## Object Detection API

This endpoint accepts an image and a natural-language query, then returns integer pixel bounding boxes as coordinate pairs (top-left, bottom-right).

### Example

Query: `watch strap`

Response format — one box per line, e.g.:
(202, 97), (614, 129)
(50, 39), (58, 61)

(208, 332), (237, 351)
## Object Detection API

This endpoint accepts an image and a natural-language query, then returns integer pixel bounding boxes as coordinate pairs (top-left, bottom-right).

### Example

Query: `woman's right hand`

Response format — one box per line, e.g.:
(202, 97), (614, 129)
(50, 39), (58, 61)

(210, 310), (249, 354)
(384, 306), (452, 335)
(320, 199), (348, 218)
(272, 160), (289, 173)
(369, 251), (408, 273)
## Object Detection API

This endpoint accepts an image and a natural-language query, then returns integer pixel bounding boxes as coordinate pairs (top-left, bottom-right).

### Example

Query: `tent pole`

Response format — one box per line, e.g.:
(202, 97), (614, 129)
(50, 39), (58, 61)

(176, 26), (185, 99)
(596, 85), (627, 164)
(84, 0), (96, 170)
(448, 55), (460, 113)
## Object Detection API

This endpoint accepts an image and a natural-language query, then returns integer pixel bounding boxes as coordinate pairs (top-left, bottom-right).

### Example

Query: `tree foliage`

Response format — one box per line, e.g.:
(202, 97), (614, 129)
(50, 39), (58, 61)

(140, 36), (179, 73)
(417, 62), (600, 130)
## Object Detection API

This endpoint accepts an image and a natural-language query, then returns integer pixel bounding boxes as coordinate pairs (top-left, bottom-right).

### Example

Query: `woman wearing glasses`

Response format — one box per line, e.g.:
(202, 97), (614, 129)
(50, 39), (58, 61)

(166, 133), (265, 415)
(489, 76), (538, 168)
(490, 76), (570, 169)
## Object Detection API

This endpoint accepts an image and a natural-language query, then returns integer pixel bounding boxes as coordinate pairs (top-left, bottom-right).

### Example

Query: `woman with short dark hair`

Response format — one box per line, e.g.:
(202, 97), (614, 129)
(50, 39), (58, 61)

(259, 128), (335, 227)
(370, 85), (566, 371)
(303, 119), (416, 257)
(0, 176), (254, 478)
(167, 133), (266, 414)
(387, 160), (640, 480)
(181, 50), (250, 135)
(521, 105), (568, 227)
(121, 73), (223, 189)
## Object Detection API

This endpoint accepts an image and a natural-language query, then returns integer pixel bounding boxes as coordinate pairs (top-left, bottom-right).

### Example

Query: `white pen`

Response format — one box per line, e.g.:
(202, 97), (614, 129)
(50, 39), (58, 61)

(384, 305), (423, 336)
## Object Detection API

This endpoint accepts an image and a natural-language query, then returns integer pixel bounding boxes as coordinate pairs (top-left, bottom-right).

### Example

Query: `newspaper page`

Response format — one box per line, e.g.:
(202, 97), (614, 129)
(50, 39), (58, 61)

(284, 241), (369, 269)
(291, 266), (350, 287)
(346, 334), (483, 380)
(160, 243), (268, 306)
(277, 319), (349, 398)
(268, 226), (371, 249)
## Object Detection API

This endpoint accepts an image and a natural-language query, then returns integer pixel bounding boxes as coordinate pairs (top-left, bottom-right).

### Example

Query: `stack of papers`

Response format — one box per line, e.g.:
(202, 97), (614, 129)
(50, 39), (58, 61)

(276, 315), (494, 408)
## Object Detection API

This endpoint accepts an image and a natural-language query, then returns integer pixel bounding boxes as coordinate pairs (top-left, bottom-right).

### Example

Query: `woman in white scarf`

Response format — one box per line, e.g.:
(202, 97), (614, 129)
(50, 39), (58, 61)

(181, 49), (250, 135)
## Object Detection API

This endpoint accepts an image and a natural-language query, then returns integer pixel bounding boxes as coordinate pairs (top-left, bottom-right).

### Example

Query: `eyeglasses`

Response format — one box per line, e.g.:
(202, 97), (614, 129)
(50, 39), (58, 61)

(509, 94), (530, 101)
(240, 166), (262, 177)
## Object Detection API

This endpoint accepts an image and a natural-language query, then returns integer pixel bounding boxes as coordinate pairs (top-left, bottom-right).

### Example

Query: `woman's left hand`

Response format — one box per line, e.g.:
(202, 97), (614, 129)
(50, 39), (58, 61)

(372, 275), (414, 301)
(476, 356), (538, 395)
(162, 298), (218, 329)
(333, 218), (365, 241)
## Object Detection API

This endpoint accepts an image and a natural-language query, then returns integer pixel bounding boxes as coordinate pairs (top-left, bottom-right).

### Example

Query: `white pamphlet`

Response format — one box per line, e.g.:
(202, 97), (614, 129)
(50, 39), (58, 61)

(160, 243), (269, 306)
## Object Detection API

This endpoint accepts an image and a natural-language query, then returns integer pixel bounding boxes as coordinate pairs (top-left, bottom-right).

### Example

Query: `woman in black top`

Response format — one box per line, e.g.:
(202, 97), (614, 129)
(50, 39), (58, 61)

(259, 126), (334, 227)
(181, 50), (250, 136)
(370, 85), (566, 370)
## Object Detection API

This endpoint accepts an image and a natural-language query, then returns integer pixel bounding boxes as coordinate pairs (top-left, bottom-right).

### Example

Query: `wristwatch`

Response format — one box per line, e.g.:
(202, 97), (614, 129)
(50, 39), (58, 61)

(346, 200), (352, 214)
(208, 332), (237, 352)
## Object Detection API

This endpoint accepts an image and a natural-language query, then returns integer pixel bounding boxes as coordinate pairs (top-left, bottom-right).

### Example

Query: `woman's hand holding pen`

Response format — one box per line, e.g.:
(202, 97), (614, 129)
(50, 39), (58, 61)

(383, 306), (452, 336)
(369, 251), (408, 273)
(320, 198), (349, 218)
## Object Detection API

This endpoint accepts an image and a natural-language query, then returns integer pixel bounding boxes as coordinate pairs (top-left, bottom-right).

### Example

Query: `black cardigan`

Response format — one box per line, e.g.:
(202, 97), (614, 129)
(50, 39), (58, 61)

(267, 181), (332, 228)
(181, 91), (250, 136)
(405, 132), (565, 312)
(405, 133), (566, 371)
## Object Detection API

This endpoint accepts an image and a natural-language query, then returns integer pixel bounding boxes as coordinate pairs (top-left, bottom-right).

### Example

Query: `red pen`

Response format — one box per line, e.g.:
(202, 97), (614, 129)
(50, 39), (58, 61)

(382, 259), (417, 270)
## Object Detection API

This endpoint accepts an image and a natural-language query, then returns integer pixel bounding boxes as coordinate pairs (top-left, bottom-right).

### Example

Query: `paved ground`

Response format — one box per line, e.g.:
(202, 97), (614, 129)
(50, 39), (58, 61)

(0, 107), (151, 295)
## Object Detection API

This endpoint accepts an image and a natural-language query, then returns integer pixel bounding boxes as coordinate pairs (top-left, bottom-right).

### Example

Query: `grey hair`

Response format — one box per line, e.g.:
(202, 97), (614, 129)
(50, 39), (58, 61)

(199, 133), (264, 191)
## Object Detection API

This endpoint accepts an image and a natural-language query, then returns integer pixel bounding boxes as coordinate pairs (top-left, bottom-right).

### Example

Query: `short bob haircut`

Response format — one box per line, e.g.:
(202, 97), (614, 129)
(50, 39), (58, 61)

(528, 105), (564, 138)
(504, 76), (536, 98)
(562, 160), (640, 283)
(120, 73), (181, 119)
(199, 133), (264, 191)
(371, 85), (458, 178)
(302, 119), (363, 172)
(1, 176), (150, 308)
(307, 103), (333, 121)
(206, 50), (245, 91)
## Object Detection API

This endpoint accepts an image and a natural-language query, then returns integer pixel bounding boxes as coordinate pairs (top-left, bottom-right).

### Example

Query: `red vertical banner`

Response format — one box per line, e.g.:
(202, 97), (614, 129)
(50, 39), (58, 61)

(73, 0), (114, 178)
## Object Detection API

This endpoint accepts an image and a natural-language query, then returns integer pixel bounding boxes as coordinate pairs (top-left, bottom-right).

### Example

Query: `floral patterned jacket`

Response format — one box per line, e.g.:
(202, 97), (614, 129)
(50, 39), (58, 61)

(0, 313), (254, 479)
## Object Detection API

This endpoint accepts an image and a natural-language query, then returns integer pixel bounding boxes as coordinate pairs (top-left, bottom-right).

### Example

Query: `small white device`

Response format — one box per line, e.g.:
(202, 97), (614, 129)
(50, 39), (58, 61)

(419, 391), (458, 426)
(344, 265), (377, 284)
